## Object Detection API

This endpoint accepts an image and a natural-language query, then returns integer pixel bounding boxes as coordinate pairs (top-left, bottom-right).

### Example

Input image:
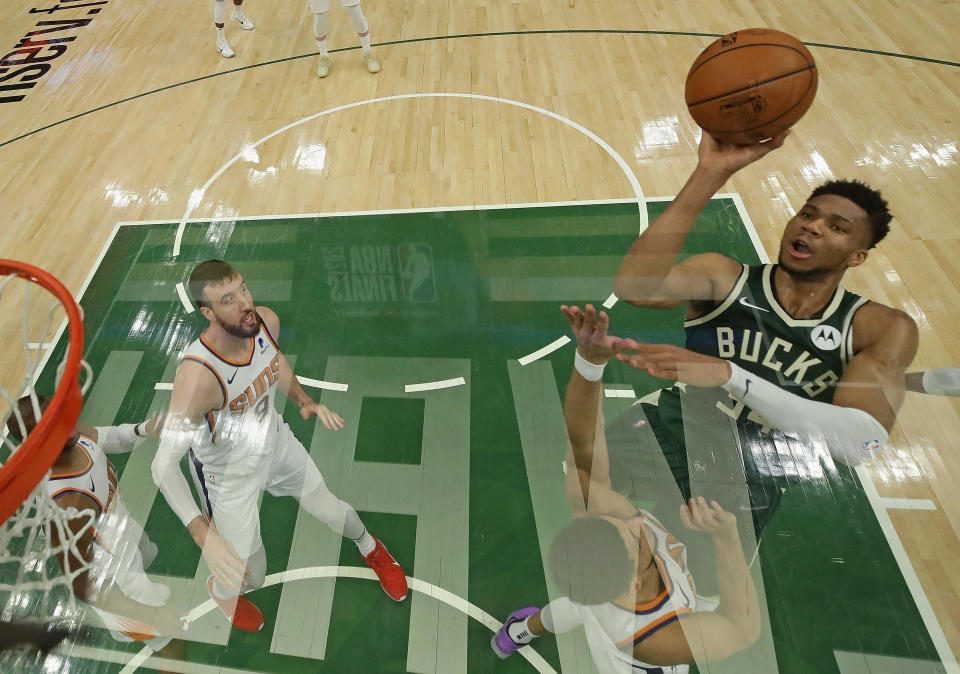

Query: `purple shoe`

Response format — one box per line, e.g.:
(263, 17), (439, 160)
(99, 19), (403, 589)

(491, 607), (539, 659)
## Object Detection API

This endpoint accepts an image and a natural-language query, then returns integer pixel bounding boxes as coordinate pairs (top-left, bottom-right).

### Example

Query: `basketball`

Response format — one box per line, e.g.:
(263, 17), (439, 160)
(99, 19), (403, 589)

(685, 28), (817, 144)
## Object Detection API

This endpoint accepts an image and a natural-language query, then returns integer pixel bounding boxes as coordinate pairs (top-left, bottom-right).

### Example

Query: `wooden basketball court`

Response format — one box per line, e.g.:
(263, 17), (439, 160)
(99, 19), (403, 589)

(1, 1), (958, 672)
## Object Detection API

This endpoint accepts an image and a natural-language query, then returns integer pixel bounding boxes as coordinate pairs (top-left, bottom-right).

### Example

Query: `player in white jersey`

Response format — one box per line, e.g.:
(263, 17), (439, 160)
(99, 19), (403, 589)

(151, 259), (407, 634)
(7, 396), (185, 663)
(492, 306), (761, 671)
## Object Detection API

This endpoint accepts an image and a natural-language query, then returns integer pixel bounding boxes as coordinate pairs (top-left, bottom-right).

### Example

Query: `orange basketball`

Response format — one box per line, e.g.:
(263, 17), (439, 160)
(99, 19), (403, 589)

(685, 28), (817, 144)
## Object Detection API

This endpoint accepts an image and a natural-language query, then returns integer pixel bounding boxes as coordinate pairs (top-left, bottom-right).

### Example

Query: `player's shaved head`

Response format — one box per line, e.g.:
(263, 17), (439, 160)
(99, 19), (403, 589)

(548, 518), (634, 605)
(5, 395), (51, 442)
(189, 259), (239, 309)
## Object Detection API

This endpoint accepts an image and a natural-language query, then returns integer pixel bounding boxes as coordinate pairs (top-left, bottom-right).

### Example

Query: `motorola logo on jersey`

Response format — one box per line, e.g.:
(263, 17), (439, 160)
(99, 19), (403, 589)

(811, 325), (842, 351)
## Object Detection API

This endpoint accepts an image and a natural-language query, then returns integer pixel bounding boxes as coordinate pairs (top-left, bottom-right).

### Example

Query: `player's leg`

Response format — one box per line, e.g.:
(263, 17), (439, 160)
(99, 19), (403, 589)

(266, 425), (408, 600)
(230, 0), (255, 30)
(341, 0), (379, 73)
(213, 0), (234, 57)
(188, 455), (266, 631)
(308, 0), (332, 77)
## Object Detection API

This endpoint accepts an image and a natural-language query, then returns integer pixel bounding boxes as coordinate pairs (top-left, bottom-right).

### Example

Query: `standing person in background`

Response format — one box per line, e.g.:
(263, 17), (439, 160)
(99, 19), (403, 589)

(309, 0), (380, 78)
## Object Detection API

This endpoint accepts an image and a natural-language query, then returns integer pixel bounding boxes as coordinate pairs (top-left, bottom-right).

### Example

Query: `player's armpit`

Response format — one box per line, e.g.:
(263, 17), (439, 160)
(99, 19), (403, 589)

(634, 611), (759, 666)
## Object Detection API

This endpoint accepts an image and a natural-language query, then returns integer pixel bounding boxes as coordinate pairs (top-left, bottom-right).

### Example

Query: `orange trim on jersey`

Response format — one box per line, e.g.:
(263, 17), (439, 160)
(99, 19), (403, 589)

(199, 332), (255, 367)
(258, 314), (279, 350)
(206, 412), (218, 444)
(50, 487), (103, 517)
(616, 608), (692, 648)
(49, 442), (94, 480)
(614, 587), (669, 614)
(181, 355), (229, 410)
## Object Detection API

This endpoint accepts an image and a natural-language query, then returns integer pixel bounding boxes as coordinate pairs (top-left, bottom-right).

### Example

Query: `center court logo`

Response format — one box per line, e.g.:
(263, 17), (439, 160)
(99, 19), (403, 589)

(811, 325), (841, 351)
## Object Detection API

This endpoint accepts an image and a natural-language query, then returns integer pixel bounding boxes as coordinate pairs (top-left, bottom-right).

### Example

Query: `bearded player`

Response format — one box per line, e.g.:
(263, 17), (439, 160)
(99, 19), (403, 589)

(151, 260), (407, 633)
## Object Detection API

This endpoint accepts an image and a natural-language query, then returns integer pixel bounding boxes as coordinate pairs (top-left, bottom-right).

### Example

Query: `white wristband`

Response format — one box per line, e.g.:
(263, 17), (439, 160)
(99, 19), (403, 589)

(721, 362), (750, 400)
(574, 350), (606, 382)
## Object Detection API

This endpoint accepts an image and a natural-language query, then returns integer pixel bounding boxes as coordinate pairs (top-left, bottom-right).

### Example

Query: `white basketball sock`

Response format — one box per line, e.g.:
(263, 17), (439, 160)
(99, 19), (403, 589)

(345, 4), (371, 53)
(507, 618), (536, 644)
(354, 528), (376, 556)
(313, 11), (329, 56)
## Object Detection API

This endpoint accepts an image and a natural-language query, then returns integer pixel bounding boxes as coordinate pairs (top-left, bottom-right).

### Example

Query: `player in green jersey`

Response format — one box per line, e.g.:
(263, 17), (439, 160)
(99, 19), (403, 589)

(610, 130), (918, 540)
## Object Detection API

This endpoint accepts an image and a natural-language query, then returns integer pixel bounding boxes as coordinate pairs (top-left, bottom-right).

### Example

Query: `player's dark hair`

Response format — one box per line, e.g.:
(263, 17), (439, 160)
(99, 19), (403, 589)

(548, 518), (635, 605)
(5, 395), (51, 442)
(809, 180), (892, 248)
(189, 259), (238, 309)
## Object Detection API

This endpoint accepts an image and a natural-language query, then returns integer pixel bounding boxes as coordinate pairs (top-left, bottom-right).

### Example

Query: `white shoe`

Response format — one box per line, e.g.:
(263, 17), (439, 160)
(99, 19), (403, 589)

(363, 53), (380, 74)
(231, 9), (255, 30)
(316, 55), (331, 78)
(217, 35), (235, 58)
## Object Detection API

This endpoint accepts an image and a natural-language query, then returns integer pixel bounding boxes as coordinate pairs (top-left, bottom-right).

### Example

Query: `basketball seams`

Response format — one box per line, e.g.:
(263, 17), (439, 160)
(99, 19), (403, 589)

(688, 42), (814, 78)
(697, 76), (817, 136)
(686, 66), (816, 107)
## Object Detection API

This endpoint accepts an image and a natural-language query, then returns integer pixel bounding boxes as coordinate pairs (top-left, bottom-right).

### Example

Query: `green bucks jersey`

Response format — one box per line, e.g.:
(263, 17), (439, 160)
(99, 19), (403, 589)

(654, 263), (869, 484)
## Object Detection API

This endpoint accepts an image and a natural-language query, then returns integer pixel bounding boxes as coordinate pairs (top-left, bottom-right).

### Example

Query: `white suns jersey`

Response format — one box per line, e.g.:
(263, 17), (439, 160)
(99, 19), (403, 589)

(47, 435), (121, 528)
(180, 319), (283, 467)
(577, 510), (696, 674)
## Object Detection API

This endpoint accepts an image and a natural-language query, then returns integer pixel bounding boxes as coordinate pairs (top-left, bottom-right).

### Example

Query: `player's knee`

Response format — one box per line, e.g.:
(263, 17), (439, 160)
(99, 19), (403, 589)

(308, 0), (329, 15)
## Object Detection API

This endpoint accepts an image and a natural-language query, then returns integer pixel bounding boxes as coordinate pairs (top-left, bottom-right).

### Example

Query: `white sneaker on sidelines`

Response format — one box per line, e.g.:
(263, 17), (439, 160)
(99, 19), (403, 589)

(230, 9), (255, 30)
(217, 34), (235, 58)
(316, 55), (331, 78)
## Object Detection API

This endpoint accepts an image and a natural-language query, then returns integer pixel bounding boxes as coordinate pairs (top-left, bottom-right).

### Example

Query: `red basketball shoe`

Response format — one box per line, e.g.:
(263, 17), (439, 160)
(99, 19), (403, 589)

(362, 538), (408, 601)
(206, 576), (264, 632)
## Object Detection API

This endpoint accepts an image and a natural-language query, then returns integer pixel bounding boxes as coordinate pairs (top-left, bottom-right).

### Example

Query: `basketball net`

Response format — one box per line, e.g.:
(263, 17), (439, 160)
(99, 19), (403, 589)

(0, 261), (92, 644)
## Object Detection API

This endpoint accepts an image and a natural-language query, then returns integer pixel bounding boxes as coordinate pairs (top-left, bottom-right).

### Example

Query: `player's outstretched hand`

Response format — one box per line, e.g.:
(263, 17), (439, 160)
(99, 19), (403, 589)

(201, 527), (249, 593)
(680, 496), (737, 540)
(697, 128), (790, 176)
(561, 304), (628, 364)
(301, 402), (345, 431)
(616, 340), (732, 387)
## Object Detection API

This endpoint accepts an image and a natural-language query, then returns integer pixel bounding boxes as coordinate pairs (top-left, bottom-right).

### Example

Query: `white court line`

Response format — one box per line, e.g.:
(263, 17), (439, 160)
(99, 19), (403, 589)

(26, 342), (52, 350)
(172, 93), (647, 257)
(153, 383), (173, 391)
(604, 388), (636, 399)
(519, 336), (570, 366)
(112, 566), (556, 674)
(878, 498), (938, 511)
(296, 375), (349, 392)
(602, 292), (618, 309)
(174, 282), (193, 314)
(729, 192), (770, 264)
(857, 468), (959, 672)
(404, 377), (466, 393)
(117, 197), (649, 226)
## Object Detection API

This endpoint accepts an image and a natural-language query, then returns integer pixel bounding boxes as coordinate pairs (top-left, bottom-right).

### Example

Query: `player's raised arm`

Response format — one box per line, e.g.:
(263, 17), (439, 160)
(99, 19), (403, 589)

(613, 132), (786, 308)
(257, 305), (344, 431)
(635, 498), (761, 665)
(560, 305), (634, 519)
(78, 412), (166, 455)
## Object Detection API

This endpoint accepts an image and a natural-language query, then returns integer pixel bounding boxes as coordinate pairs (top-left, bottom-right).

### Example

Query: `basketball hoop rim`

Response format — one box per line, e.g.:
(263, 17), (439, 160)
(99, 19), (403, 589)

(0, 259), (84, 525)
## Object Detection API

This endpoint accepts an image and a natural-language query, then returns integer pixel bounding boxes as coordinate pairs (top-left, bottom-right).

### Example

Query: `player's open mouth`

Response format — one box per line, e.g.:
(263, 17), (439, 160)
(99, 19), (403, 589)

(789, 240), (812, 259)
(242, 314), (256, 325)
